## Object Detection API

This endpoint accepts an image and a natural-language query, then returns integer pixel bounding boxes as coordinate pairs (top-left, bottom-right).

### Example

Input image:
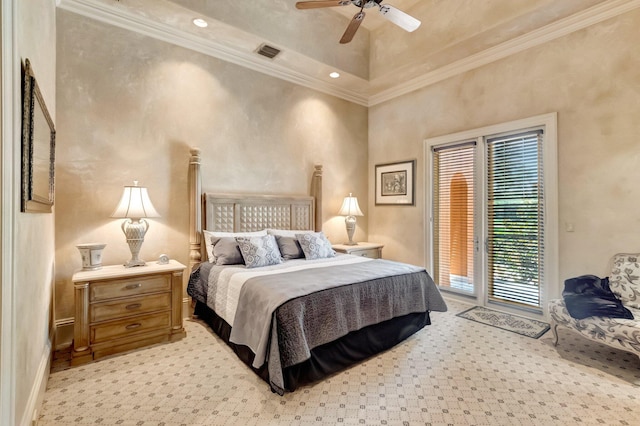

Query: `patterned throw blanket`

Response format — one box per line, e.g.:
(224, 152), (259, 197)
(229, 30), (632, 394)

(188, 256), (447, 394)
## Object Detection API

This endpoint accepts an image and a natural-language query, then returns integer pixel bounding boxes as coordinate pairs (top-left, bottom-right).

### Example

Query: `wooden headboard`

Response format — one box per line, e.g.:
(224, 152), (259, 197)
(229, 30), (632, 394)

(188, 148), (323, 270)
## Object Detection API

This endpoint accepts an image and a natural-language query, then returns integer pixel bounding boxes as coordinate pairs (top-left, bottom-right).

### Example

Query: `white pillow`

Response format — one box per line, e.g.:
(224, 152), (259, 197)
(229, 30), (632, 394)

(203, 230), (267, 263)
(267, 229), (316, 238)
(236, 235), (283, 268)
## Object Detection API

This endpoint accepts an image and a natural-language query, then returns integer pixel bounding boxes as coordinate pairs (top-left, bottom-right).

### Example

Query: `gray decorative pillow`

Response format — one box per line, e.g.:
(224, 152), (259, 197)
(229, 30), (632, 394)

(203, 230), (267, 263)
(609, 253), (640, 308)
(210, 237), (244, 265)
(236, 235), (283, 268)
(275, 235), (305, 260)
(296, 232), (336, 260)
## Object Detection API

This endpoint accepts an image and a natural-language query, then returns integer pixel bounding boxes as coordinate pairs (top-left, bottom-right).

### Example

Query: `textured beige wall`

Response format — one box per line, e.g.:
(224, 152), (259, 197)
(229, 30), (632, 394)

(369, 9), (640, 294)
(54, 11), (369, 334)
(15, 0), (56, 423)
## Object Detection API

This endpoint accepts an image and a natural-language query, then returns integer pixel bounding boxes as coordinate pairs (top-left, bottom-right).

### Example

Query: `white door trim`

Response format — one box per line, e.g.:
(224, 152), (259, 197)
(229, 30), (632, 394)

(424, 113), (558, 319)
(1, 0), (18, 424)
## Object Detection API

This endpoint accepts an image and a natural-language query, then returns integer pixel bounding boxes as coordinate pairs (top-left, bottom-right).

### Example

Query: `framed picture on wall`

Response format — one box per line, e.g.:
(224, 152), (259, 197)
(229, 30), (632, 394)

(375, 160), (415, 206)
(21, 58), (56, 213)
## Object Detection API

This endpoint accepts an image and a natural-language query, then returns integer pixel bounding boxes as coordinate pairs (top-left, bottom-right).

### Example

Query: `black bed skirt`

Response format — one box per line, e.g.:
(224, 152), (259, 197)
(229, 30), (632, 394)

(193, 301), (431, 393)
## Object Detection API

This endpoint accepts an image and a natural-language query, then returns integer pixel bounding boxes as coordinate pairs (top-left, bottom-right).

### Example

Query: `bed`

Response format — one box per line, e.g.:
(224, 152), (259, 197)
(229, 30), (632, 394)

(186, 148), (447, 394)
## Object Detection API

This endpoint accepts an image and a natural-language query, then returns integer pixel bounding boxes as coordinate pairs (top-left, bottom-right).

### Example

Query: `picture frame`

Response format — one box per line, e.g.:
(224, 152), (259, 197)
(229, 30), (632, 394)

(375, 159), (415, 206)
(21, 58), (56, 213)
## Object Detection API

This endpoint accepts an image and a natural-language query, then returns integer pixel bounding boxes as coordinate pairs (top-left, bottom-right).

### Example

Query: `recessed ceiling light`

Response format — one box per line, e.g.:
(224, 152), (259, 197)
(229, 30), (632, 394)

(192, 18), (208, 28)
(329, 72), (340, 79)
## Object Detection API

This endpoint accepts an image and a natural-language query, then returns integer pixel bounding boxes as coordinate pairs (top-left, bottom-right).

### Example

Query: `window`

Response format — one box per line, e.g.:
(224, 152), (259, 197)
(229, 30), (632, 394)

(426, 113), (558, 315)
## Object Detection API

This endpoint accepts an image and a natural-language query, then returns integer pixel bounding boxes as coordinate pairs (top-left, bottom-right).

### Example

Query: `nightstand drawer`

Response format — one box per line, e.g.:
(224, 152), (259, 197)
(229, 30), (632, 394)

(333, 243), (383, 259)
(90, 293), (171, 323)
(90, 311), (171, 344)
(349, 248), (379, 258)
(90, 275), (171, 302)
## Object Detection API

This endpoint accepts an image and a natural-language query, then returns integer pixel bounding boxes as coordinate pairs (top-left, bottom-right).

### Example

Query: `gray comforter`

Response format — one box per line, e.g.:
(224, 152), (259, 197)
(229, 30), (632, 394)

(188, 257), (447, 394)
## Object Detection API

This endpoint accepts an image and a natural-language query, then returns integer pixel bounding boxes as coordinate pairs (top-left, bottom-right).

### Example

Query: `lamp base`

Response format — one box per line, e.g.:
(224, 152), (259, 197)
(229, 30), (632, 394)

(344, 215), (359, 247)
(124, 259), (147, 268)
(121, 218), (150, 268)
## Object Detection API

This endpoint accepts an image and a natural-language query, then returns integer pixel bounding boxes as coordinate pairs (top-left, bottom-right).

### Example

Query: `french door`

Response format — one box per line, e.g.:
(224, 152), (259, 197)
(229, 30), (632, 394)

(485, 130), (544, 307)
(432, 142), (476, 294)
(427, 115), (558, 312)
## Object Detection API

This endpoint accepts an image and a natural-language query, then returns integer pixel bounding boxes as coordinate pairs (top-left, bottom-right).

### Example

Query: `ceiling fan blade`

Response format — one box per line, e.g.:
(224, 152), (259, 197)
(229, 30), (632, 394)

(378, 4), (421, 32)
(340, 10), (365, 44)
(296, 1), (351, 9)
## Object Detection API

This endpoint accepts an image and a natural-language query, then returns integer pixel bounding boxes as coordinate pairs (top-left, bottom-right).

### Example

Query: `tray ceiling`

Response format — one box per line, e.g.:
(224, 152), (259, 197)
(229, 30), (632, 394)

(57, 0), (640, 106)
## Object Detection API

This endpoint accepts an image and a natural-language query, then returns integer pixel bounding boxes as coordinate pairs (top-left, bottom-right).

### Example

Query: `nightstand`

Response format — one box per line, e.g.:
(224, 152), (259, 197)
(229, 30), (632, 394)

(332, 242), (384, 259)
(71, 260), (186, 366)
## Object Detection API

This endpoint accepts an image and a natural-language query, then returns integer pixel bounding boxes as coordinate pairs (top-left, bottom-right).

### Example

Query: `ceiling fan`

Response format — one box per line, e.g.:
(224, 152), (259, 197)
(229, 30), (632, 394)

(295, 0), (421, 44)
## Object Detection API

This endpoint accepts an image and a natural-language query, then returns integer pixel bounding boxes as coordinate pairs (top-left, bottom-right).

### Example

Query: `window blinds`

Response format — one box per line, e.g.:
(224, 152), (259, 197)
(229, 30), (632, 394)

(432, 142), (475, 293)
(486, 130), (544, 308)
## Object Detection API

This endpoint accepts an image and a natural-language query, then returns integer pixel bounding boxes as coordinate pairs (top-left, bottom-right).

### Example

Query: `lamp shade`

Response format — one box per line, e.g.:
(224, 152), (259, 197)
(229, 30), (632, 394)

(338, 193), (364, 217)
(110, 182), (160, 219)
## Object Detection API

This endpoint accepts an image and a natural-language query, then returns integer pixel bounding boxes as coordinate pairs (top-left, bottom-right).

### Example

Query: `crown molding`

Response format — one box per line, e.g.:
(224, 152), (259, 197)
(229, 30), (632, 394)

(56, 0), (370, 106)
(58, 0), (640, 108)
(368, 0), (640, 106)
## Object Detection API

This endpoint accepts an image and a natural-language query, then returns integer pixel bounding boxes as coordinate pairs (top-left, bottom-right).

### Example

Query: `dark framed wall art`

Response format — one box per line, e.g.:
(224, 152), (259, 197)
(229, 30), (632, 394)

(375, 160), (415, 206)
(21, 58), (56, 213)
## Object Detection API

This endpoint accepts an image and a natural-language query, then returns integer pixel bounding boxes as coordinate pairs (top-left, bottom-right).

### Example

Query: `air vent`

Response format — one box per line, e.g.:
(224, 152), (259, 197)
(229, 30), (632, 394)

(256, 44), (281, 59)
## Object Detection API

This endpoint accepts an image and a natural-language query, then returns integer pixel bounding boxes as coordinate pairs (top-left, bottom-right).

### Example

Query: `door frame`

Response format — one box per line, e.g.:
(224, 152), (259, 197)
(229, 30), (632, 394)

(1, 0), (18, 424)
(424, 113), (559, 319)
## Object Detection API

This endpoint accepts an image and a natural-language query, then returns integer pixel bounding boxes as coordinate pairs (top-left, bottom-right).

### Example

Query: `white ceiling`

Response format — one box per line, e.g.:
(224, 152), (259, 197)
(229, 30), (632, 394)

(57, 0), (640, 106)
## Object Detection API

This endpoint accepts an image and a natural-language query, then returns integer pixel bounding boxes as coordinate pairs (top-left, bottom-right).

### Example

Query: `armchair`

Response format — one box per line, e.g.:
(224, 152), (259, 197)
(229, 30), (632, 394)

(549, 253), (640, 362)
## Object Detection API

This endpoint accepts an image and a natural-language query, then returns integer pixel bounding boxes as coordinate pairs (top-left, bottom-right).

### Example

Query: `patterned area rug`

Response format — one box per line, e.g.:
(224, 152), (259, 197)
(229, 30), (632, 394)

(457, 305), (550, 338)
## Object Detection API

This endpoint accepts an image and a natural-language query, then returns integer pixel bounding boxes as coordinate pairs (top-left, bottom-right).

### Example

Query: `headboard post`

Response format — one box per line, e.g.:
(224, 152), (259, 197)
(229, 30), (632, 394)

(188, 148), (202, 271)
(312, 164), (323, 231)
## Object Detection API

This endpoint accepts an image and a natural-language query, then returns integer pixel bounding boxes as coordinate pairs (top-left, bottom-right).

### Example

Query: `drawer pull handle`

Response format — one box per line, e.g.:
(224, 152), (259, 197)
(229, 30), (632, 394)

(125, 303), (142, 310)
(125, 283), (142, 290)
(125, 323), (142, 330)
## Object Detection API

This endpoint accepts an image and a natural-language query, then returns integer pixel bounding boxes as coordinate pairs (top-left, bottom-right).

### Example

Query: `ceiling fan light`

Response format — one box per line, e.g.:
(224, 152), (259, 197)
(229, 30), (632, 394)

(296, 0), (421, 43)
(192, 18), (208, 28)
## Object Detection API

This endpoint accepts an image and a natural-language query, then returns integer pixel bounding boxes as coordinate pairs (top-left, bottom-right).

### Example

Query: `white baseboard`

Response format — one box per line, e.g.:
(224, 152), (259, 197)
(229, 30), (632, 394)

(20, 328), (53, 426)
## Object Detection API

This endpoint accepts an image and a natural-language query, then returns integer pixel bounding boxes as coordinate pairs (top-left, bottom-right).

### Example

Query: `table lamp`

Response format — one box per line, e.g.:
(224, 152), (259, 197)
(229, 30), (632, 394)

(338, 193), (364, 246)
(111, 181), (160, 267)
